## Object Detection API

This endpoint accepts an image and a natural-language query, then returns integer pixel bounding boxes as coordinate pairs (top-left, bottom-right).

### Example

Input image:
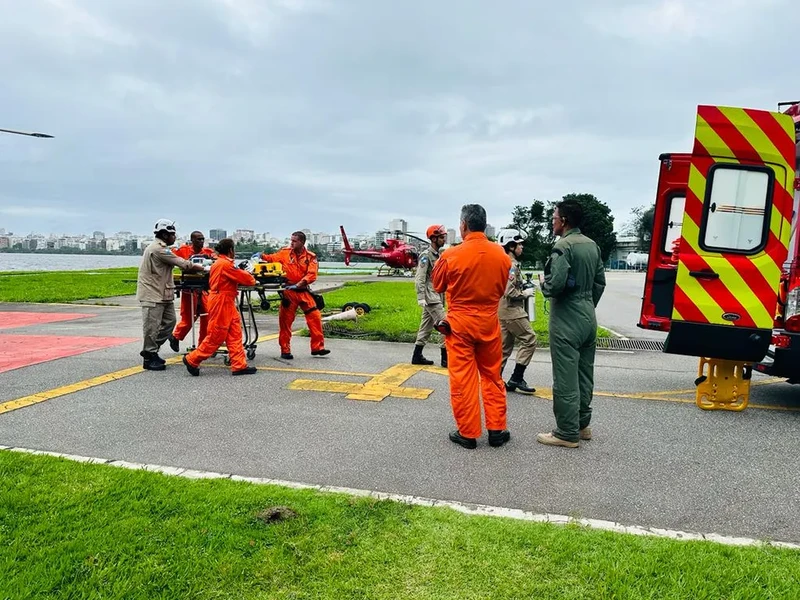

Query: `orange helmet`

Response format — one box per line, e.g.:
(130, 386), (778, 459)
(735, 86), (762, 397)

(426, 224), (446, 239)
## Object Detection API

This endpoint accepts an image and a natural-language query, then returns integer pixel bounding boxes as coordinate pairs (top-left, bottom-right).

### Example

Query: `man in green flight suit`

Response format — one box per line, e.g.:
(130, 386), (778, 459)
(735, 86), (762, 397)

(537, 199), (606, 448)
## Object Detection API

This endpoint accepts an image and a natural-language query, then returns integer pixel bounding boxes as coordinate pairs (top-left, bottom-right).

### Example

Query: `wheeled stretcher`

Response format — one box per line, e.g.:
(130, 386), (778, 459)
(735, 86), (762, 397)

(173, 260), (286, 363)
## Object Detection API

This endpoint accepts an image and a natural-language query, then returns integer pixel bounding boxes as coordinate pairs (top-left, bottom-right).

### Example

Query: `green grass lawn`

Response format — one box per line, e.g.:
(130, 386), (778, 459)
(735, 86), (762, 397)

(1, 450), (797, 599)
(0, 268), (139, 303)
(315, 281), (612, 346)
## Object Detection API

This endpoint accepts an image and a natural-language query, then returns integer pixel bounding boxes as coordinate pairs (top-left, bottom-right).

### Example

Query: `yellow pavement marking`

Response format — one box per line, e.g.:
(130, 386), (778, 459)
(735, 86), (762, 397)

(204, 364), (378, 377)
(527, 387), (800, 412)
(287, 363), (433, 402)
(0, 362), (161, 415)
(647, 376), (784, 396)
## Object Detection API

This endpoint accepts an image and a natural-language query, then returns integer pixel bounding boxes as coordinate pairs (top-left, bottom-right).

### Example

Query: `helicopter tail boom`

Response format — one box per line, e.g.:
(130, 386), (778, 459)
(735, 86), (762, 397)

(339, 225), (352, 266)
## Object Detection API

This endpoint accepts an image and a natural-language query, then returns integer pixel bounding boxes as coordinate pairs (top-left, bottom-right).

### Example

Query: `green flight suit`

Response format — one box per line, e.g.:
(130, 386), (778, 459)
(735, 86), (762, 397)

(541, 228), (606, 443)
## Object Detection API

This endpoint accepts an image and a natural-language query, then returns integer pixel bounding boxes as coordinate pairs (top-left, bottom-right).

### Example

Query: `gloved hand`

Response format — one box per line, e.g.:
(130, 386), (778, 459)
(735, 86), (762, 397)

(285, 284), (299, 291)
(418, 299), (426, 307)
(522, 288), (535, 298)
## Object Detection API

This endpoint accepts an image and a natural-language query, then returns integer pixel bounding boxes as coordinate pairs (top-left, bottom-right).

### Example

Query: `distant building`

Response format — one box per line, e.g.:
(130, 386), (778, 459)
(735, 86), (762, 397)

(485, 224), (496, 239)
(93, 231), (105, 240)
(232, 229), (255, 243)
(389, 219), (407, 234)
(209, 229), (227, 242)
(609, 235), (641, 269)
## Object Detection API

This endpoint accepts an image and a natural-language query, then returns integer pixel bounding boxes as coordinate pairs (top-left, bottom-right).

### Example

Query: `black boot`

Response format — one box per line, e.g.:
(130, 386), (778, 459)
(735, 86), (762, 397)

(182, 355), (199, 376)
(448, 430), (477, 449)
(440, 347), (448, 368)
(141, 351), (166, 371)
(411, 345), (433, 366)
(168, 335), (179, 353)
(506, 363), (535, 395)
(488, 429), (511, 447)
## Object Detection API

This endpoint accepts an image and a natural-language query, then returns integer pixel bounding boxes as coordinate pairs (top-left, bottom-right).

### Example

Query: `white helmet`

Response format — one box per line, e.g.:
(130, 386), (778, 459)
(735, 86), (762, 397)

(154, 218), (176, 235)
(497, 228), (526, 248)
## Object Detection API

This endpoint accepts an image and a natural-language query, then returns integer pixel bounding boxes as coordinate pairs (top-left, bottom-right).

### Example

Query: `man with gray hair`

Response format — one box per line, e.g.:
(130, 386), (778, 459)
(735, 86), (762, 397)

(136, 219), (203, 371)
(432, 204), (512, 449)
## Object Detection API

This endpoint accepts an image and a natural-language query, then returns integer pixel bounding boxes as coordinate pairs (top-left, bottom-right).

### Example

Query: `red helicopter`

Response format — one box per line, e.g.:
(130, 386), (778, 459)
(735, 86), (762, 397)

(339, 225), (433, 276)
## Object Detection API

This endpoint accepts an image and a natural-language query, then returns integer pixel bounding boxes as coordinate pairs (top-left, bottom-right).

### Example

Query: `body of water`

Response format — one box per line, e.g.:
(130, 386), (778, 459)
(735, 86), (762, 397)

(0, 253), (380, 274)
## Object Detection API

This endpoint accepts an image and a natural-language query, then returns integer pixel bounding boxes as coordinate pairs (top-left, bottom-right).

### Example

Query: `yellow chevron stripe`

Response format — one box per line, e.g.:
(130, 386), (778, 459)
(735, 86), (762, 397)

(691, 132), (787, 250)
(695, 115), (735, 161)
(674, 267), (726, 324)
(687, 159), (782, 326)
(715, 107), (793, 240)
(718, 107), (792, 169)
(682, 219), (771, 327)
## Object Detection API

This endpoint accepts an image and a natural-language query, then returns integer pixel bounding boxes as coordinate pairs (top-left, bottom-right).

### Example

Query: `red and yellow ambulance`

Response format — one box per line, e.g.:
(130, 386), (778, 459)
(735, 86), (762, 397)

(638, 102), (800, 389)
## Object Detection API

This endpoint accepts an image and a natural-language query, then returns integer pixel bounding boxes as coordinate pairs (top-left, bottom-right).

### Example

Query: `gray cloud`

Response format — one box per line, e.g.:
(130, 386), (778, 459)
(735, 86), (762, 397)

(0, 0), (793, 238)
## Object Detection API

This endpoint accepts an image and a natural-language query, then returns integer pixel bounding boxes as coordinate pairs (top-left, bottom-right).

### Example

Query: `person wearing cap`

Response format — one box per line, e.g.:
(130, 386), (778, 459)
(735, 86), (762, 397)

(412, 224), (448, 367)
(168, 231), (216, 352)
(497, 229), (537, 395)
(183, 238), (258, 376)
(136, 219), (204, 371)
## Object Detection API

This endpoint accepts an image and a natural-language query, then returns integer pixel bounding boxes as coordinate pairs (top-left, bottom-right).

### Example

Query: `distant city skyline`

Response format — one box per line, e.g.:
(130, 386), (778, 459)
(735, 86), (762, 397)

(0, 217), (499, 253)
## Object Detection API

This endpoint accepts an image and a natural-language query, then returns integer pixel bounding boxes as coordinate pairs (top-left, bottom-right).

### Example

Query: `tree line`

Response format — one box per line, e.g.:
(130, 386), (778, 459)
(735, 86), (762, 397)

(234, 192), (657, 268)
(505, 193), (618, 267)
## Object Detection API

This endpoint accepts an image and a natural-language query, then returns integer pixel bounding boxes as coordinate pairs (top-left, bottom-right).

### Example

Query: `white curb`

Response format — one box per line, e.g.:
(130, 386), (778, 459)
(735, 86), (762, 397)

(3, 445), (798, 550)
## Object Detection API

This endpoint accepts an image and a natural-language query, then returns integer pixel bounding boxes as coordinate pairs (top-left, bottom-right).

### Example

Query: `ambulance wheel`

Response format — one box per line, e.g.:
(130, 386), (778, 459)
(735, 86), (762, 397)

(247, 348), (256, 360)
(260, 300), (270, 311)
(224, 356), (231, 366)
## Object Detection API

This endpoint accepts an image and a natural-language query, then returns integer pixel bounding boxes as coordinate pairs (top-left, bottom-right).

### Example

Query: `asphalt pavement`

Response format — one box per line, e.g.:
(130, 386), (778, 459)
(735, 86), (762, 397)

(2, 272), (800, 545)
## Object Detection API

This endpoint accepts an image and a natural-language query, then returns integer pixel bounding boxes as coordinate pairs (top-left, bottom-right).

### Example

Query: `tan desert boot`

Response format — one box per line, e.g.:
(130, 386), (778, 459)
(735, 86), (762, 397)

(536, 432), (579, 448)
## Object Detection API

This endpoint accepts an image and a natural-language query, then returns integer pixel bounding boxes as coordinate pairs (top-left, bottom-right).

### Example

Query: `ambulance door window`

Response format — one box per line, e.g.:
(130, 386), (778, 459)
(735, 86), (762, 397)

(663, 195), (685, 253)
(701, 166), (772, 254)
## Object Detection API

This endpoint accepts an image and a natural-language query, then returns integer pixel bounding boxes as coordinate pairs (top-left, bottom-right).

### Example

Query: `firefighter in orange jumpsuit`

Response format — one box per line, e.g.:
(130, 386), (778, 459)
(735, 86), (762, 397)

(169, 231), (216, 352)
(431, 204), (512, 449)
(183, 238), (258, 376)
(261, 230), (329, 359)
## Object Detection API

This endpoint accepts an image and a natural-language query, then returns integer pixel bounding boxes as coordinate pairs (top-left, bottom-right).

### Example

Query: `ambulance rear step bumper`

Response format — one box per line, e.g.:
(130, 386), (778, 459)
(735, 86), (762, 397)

(754, 331), (800, 382)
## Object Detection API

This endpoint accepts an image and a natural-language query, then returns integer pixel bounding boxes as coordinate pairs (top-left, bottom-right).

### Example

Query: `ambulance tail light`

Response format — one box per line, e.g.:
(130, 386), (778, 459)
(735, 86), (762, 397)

(784, 285), (800, 332)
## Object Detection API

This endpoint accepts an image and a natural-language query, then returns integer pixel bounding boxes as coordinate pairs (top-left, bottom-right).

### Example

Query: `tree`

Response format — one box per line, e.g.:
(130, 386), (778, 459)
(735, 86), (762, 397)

(628, 204), (655, 251)
(506, 199), (549, 267)
(551, 193), (617, 262)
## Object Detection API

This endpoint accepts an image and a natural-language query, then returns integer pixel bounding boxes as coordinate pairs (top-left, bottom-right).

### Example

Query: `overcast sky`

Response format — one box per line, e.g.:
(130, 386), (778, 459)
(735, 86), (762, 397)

(0, 0), (794, 240)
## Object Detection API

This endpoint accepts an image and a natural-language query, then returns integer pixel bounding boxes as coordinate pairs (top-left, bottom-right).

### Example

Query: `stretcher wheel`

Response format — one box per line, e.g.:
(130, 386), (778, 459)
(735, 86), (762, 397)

(247, 348), (256, 360)
(356, 303), (371, 315)
(260, 300), (270, 310)
(224, 356), (231, 366)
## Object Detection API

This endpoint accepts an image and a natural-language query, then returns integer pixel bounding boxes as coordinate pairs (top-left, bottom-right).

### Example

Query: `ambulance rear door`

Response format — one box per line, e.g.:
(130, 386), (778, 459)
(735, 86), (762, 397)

(638, 153), (690, 332)
(664, 105), (797, 362)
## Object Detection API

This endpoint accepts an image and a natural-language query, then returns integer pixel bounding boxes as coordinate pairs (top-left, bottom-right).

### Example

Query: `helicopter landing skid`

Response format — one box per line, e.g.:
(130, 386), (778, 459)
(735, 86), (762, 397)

(376, 265), (412, 277)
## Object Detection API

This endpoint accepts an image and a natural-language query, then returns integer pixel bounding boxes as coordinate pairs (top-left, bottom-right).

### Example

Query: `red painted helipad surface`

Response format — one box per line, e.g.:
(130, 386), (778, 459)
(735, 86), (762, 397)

(0, 334), (138, 374)
(0, 312), (96, 331)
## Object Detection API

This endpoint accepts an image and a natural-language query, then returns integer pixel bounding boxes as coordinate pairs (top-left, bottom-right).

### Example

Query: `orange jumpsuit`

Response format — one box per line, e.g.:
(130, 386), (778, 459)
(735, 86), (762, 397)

(172, 245), (215, 344)
(185, 255), (256, 371)
(261, 247), (325, 354)
(431, 232), (512, 439)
